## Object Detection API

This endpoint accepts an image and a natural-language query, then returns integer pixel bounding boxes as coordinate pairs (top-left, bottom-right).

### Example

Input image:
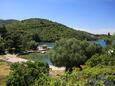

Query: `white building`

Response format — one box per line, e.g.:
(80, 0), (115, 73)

(37, 45), (48, 53)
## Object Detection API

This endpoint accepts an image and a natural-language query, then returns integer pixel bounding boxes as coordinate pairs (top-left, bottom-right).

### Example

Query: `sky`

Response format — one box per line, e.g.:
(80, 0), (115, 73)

(0, 0), (115, 34)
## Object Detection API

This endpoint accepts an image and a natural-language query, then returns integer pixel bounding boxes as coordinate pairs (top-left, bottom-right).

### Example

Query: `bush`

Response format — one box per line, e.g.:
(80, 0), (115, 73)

(49, 38), (100, 71)
(33, 66), (115, 86)
(7, 61), (49, 86)
(86, 54), (115, 67)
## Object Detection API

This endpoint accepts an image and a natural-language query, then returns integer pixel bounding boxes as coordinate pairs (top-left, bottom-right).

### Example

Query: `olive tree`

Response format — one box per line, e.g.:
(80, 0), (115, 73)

(49, 38), (100, 71)
(0, 24), (7, 38)
(0, 37), (5, 54)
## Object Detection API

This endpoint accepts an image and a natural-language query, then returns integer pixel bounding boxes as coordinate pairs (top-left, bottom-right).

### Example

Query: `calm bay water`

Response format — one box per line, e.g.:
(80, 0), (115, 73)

(21, 53), (52, 65)
(21, 43), (54, 65)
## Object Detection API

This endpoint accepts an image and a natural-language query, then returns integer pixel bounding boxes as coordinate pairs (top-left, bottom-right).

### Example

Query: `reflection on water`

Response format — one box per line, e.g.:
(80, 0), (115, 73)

(21, 43), (54, 65)
(33, 53), (52, 65)
(25, 53), (52, 65)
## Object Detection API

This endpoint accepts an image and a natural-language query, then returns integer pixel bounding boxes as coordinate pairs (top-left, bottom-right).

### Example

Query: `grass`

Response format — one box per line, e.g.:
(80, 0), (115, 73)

(0, 61), (10, 86)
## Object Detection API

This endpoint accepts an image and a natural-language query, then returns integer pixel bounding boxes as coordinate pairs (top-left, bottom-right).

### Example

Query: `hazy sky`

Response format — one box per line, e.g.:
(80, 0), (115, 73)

(0, 0), (115, 34)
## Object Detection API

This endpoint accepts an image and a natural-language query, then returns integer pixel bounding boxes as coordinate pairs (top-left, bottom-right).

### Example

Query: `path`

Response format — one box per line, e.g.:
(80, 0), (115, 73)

(0, 54), (65, 72)
(0, 54), (28, 63)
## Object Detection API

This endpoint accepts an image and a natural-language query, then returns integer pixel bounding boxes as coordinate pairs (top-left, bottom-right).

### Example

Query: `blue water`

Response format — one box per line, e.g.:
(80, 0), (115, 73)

(47, 43), (54, 48)
(96, 39), (106, 47)
(26, 53), (52, 65)
(39, 42), (54, 48)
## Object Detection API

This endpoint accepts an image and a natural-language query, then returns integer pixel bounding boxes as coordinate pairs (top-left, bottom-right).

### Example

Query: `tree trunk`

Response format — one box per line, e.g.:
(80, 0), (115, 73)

(65, 67), (73, 72)
(78, 65), (82, 70)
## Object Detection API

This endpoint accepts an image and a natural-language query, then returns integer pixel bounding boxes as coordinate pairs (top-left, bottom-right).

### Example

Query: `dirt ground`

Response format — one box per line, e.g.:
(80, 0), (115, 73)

(0, 62), (10, 85)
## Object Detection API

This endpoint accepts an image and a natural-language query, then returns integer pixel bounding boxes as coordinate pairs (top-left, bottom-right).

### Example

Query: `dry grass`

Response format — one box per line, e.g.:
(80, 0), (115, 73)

(49, 69), (65, 78)
(0, 61), (10, 85)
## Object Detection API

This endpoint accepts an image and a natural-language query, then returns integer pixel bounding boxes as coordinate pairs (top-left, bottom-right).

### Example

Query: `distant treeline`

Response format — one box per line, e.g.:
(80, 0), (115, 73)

(0, 18), (95, 42)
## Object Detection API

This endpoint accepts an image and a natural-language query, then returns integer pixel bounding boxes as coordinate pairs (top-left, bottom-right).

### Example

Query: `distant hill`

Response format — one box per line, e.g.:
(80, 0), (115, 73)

(0, 19), (19, 24)
(0, 18), (95, 42)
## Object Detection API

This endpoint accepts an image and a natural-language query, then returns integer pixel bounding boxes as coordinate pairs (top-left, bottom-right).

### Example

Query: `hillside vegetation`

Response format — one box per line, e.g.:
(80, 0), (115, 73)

(0, 18), (95, 54)
(1, 18), (94, 42)
(1, 18), (115, 86)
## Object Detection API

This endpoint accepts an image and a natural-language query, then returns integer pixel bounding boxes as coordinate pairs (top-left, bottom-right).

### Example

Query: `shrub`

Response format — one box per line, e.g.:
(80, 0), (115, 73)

(7, 61), (49, 86)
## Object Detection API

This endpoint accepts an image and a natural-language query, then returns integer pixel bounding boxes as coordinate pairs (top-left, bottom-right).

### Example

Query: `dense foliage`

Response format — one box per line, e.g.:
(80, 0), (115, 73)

(31, 65), (115, 86)
(5, 35), (115, 86)
(86, 54), (115, 67)
(0, 18), (95, 54)
(0, 37), (5, 54)
(7, 61), (49, 86)
(33, 45), (115, 86)
(0, 18), (94, 42)
(5, 31), (37, 53)
(0, 24), (7, 38)
(6, 61), (115, 86)
(49, 38), (102, 71)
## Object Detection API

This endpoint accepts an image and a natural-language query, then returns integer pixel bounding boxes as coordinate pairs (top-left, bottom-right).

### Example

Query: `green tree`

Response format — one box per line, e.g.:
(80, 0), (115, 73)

(27, 40), (38, 50)
(32, 33), (41, 42)
(5, 31), (24, 53)
(49, 38), (99, 71)
(0, 37), (5, 54)
(7, 61), (49, 86)
(0, 24), (7, 38)
(5, 31), (36, 53)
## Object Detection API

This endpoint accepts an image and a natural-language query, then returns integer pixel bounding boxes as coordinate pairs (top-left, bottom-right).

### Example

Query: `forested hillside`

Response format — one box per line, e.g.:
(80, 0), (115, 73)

(0, 18), (96, 53)
(0, 18), (94, 42)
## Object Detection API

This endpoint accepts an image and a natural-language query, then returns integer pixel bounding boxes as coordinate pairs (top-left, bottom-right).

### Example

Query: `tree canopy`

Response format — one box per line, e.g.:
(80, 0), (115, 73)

(0, 37), (5, 54)
(0, 24), (7, 38)
(1, 18), (94, 42)
(49, 38), (102, 71)
(4, 30), (37, 53)
(7, 61), (49, 86)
